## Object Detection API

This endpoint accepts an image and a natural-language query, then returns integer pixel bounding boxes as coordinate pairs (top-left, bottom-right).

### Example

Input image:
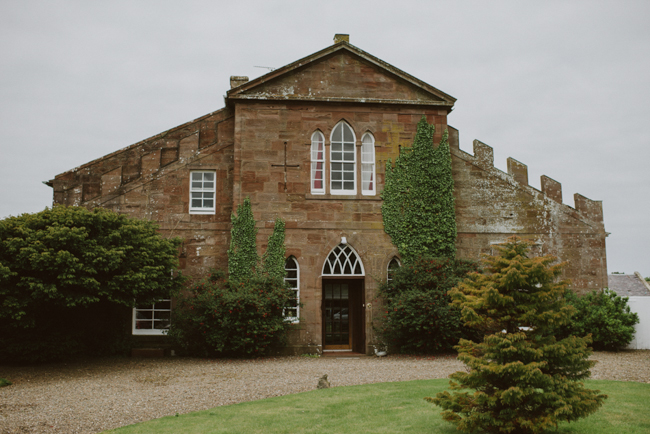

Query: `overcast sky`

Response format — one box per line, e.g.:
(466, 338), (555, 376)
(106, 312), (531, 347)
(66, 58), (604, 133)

(1, 1), (648, 277)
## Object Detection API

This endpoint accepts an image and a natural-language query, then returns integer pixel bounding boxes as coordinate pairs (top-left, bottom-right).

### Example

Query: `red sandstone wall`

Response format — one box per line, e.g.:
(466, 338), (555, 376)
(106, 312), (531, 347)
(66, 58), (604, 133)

(50, 109), (236, 277)
(232, 100), (449, 353)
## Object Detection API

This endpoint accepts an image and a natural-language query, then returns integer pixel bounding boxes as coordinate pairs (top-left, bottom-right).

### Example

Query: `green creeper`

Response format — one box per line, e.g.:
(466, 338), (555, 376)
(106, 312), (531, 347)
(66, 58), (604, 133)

(429, 237), (606, 434)
(261, 218), (286, 282)
(227, 197), (259, 281)
(381, 116), (456, 263)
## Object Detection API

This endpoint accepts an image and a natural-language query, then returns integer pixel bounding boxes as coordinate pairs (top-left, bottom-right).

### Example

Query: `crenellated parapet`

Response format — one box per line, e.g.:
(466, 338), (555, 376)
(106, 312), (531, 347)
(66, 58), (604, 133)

(447, 125), (604, 226)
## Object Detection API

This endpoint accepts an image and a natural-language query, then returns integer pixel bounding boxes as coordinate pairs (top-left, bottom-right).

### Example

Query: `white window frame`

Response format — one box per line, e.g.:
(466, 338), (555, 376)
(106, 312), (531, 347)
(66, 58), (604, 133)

(310, 131), (326, 195)
(132, 299), (172, 335)
(330, 122), (356, 195)
(189, 171), (216, 214)
(284, 256), (300, 322)
(361, 132), (376, 196)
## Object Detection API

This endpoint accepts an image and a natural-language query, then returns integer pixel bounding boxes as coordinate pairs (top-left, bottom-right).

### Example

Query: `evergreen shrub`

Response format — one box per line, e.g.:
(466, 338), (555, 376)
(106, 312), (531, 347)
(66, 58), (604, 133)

(561, 289), (639, 351)
(378, 257), (480, 354)
(166, 272), (294, 358)
(430, 237), (606, 434)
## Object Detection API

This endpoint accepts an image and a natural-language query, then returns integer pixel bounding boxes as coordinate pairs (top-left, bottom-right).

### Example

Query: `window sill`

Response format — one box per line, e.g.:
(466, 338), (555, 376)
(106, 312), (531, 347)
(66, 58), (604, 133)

(305, 193), (381, 201)
(132, 330), (168, 336)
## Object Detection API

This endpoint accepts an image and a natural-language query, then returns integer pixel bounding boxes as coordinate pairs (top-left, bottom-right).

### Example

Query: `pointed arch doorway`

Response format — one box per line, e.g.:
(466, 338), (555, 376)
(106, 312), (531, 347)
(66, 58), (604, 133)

(322, 243), (365, 353)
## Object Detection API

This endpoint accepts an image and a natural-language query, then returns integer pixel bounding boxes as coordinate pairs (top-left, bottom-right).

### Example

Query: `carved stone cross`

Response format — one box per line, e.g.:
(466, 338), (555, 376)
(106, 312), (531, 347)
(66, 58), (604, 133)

(271, 141), (300, 192)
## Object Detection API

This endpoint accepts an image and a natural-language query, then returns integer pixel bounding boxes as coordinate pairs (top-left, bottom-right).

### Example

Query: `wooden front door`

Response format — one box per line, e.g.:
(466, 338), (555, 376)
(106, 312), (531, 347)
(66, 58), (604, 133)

(322, 279), (364, 351)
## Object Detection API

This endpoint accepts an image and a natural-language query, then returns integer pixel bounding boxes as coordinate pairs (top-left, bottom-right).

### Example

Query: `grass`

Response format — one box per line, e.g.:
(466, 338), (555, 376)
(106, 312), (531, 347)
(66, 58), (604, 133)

(105, 379), (650, 434)
(0, 377), (12, 387)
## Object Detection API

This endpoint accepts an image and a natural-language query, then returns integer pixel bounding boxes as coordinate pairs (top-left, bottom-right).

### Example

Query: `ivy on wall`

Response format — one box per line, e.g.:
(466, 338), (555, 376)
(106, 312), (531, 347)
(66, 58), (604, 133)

(261, 218), (286, 281)
(381, 116), (457, 262)
(227, 197), (258, 281)
(227, 198), (287, 282)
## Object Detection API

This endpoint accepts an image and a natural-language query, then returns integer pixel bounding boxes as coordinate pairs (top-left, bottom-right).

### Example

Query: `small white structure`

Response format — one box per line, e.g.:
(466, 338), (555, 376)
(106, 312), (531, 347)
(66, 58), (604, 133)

(608, 272), (650, 350)
(627, 296), (650, 350)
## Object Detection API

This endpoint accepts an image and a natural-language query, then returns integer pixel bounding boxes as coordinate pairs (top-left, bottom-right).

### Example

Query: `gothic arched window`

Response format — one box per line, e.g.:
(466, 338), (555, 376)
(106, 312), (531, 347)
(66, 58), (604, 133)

(361, 132), (375, 195)
(310, 131), (325, 194)
(284, 256), (300, 321)
(387, 257), (401, 283)
(322, 244), (364, 276)
(330, 122), (356, 194)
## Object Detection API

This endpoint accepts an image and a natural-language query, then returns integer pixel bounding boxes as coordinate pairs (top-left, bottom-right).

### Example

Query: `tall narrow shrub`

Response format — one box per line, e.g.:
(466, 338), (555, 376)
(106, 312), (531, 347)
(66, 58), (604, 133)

(429, 237), (606, 434)
(261, 218), (286, 281)
(227, 197), (258, 281)
(381, 116), (456, 263)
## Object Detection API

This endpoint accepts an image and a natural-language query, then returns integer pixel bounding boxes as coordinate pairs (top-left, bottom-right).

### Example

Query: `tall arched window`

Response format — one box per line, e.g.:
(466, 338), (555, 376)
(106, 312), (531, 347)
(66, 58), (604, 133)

(310, 131), (325, 194)
(361, 132), (375, 195)
(322, 244), (364, 276)
(387, 257), (401, 283)
(284, 256), (299, 321)
(330, 122), (356, 194)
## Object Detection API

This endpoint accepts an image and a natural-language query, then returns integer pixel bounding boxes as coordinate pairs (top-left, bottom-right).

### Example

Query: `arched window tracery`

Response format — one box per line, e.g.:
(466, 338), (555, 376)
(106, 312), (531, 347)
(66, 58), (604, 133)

(322, 244), (364, 276)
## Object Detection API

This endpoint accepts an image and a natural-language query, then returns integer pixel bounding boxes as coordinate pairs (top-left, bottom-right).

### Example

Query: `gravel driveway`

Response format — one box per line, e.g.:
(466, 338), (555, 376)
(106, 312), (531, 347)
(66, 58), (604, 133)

(1, 351), (649, 434)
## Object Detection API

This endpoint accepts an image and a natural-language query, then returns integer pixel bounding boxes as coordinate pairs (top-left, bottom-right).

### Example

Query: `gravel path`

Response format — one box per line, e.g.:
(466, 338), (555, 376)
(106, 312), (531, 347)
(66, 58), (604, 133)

(1, 351), (649, 434)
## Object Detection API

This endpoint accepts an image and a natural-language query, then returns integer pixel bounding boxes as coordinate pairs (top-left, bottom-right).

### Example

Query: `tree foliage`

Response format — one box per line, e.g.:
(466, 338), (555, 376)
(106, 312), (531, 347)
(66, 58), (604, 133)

(0, 206), (183, 363)
(381, 116), (456, 263)
(169, 201), (295, 357)
(378, 257), (481, 353)
(166, 271), (294, 358)
(561, 289), (639, 351)
(227, 197), (259, 281)
(429, 237), (606, 434)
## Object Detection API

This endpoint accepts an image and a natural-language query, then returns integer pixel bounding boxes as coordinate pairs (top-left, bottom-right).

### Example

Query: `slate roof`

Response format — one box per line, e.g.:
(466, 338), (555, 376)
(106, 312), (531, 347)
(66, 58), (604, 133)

(608, 273), (650, 297)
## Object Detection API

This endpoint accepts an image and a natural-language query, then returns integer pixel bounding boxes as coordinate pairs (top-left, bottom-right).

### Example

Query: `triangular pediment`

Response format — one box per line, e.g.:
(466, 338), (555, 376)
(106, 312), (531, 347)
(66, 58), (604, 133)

(227, 43), (455, 108)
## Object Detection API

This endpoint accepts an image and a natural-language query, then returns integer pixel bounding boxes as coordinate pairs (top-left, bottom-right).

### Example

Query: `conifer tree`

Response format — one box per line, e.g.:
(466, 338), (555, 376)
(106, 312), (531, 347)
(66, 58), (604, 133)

(381, 116), (456, 262)
(227, 197), (258, 281)
(429, 237), (606, 434)
(261, 218), (286, 281)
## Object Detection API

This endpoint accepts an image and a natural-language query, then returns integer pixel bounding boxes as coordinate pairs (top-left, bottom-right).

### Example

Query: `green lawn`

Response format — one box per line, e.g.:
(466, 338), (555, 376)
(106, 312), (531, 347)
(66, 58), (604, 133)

(105, 379), (650, 434)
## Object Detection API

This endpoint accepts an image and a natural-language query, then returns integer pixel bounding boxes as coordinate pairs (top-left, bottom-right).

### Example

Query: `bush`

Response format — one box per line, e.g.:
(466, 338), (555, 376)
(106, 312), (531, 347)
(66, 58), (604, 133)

(0, 206), (183, 364)
(0, 378), (12, 387)
(167, 272), (295, 358)
(378, 257), (480, 354)
(430, 237), (606, 434)
(562, 289), (639, 351)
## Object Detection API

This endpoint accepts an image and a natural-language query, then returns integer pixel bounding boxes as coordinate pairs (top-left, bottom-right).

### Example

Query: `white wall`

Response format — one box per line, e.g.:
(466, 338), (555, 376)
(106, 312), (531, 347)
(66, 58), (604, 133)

(626, 297), (650, 350)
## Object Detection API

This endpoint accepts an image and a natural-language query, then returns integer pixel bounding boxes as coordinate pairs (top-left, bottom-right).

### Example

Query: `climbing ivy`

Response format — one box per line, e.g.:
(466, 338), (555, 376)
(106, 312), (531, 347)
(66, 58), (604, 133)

(261, 218), (286, 281)
(227, 197), (259, 281)
(381, 116), (457, 263)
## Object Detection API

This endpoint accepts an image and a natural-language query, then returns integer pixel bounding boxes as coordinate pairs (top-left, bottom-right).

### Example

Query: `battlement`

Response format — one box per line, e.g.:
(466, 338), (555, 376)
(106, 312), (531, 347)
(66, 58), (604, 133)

(448, 125), (603, 223)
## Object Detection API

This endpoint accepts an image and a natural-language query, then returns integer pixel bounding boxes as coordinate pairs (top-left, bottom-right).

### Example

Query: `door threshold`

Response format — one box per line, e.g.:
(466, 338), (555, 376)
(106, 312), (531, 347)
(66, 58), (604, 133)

(322, 351), (367, 358)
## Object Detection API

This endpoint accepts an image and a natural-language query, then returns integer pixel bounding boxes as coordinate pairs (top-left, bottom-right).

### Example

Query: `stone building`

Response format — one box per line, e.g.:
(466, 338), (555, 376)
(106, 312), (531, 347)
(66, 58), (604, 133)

(47, 35), (608, 355)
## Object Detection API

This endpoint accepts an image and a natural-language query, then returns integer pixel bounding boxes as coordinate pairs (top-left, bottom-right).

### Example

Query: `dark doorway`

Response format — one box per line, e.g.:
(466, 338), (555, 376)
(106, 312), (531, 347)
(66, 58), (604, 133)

(322, 279), (364, 352)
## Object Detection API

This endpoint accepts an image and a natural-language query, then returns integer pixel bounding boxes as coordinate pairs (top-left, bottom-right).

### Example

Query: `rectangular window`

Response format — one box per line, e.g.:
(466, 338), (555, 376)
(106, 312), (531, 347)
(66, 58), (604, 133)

(189, 171), (216, 214)
(330, 122), (356, 194)
(284, 257), (299, 322)
(311, 132), (325, 194)
(132, 300), (171, 335)
(361, 134), (375, 195)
